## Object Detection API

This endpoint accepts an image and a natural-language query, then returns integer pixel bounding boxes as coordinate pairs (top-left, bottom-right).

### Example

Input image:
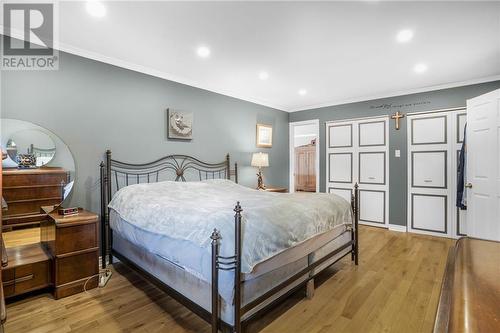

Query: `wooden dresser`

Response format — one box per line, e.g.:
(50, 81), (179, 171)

(41, 210), (99, 299)
(434, 237), (500, 332)
(2, 168), (69, 229)
(294, 144), (316, 192)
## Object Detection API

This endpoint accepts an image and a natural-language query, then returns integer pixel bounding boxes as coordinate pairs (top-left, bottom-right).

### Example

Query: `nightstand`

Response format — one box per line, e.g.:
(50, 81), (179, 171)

(263, 187), (287, 193)
(41, 209), (99, 299)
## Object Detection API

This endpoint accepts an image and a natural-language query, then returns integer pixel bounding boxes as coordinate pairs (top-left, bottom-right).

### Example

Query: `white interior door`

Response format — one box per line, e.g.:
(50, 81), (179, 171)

(466, 89), (500, 241)
(326, 117), (389, 228)
(407, 109), (466, 238)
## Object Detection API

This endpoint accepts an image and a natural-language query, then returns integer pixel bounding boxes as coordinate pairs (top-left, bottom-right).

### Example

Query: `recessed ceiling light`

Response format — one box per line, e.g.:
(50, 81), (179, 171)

(298, 89), (307, 96)
(414, 63), (428, 73)
(197, 46), (211, 58)
(86, 1), (106, 18)
(396, 29), (414, 43)
(259, 71), (269, 80)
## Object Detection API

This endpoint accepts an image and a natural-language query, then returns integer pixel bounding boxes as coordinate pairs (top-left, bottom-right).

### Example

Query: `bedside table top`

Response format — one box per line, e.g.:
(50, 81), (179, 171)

(48, 209), (98, 226)
(263, 187), (288, 193)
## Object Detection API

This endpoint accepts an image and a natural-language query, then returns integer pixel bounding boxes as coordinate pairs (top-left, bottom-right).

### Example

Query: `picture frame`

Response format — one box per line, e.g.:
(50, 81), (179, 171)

(167, 109), (193, 140)
(256, 123), (273, 148)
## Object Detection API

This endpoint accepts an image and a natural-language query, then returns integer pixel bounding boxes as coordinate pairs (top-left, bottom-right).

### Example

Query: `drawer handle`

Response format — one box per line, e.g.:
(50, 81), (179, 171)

(424, 179), (433, 183)
(368, 177), (376, 180)
(4, 274), (34, 286)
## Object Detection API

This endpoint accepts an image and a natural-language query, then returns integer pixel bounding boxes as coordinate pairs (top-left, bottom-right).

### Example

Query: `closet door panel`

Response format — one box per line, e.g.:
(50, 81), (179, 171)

(359, 121), (385, 146)
(327, 117), (389, 228)
(411, 116), (447, 145)
(328, 153), (352, 183)
(359, 190), (385, 224)
(328, 187), (352, 202)
(457, 113), (467, 143)
(359, 152), (385, 184)
(328, 124), (352, 148)
(412, 151), (447, 188)
(412, 194), (447, 233)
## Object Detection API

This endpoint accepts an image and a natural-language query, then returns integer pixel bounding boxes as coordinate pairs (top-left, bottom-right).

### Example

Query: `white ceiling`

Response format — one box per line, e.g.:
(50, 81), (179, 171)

(10, 1), (500, 111)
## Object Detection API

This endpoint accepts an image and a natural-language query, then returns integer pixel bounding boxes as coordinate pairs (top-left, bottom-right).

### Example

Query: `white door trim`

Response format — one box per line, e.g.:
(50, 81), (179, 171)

(289, 119), (320, 193)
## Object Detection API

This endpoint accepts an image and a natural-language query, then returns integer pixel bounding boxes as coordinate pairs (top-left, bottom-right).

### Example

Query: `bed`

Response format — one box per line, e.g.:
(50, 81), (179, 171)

(100, 151), (359, 333)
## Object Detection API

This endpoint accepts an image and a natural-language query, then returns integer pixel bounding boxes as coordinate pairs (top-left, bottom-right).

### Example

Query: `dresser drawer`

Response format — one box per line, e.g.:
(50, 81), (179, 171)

(56, 250), (98, 286)
(3, 198), (63, 216)
(3, 185), (63, 201)
(15, 261), (51, 294)
(3, 172), (68, 187)
(2, 261), (51, 298)
(56, 223), (97, 255)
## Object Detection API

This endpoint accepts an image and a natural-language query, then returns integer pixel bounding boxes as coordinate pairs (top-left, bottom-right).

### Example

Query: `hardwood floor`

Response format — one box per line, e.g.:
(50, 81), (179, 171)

(4, 226), (454, 333)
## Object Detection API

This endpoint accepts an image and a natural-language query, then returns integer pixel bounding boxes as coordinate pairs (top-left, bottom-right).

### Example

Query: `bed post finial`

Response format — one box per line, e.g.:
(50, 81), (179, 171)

(211, 228), (221, 333)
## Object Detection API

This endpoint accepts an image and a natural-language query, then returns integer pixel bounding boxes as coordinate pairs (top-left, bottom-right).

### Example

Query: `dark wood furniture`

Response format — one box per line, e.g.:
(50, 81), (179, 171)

(0, 162), (5, 332)
(2, 243), (51, 298)
(434, 237), (500, 333)
(100, 150), (359, 333)
(2, 167), (69, 229)
(41, 209), (99, 299)
(294, 143), (316, 192)
(263, 187), (287, 193)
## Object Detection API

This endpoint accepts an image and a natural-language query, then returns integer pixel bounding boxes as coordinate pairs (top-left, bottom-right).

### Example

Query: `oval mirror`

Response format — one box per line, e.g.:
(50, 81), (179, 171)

(1, 119), (76, 229)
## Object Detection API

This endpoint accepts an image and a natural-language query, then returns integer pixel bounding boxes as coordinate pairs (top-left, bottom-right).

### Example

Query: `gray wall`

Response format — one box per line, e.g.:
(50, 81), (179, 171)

(1, 51), (289, 213)
(290, 80), (500, 226)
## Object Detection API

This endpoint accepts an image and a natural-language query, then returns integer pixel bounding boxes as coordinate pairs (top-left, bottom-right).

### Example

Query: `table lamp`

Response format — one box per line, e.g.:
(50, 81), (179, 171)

(251, 152), (269, 189)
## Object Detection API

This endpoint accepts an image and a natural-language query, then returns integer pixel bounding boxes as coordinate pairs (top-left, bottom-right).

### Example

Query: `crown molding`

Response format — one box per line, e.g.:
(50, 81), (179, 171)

(289, 75), (500, 112)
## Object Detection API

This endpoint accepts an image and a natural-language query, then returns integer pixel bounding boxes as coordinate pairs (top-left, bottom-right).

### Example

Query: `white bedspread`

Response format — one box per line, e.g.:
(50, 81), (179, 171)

(109, 179), (352, 281)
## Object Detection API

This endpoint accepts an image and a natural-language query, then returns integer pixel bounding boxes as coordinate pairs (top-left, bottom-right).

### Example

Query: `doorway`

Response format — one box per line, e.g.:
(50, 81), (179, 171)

(289, 120), (319, 193)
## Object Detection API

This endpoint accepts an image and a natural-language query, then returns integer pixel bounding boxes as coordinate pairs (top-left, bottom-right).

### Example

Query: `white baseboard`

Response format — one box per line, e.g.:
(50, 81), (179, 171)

(388, 224), (407, 232)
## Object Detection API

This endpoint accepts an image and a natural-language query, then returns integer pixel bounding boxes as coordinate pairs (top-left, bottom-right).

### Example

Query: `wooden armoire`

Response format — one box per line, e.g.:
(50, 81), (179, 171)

(294, 143), (316, 192)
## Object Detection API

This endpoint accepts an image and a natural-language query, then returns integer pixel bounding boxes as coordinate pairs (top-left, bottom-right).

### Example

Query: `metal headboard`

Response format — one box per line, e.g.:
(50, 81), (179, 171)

(99, 150), (238, 268)
(30, 145), (56, 158)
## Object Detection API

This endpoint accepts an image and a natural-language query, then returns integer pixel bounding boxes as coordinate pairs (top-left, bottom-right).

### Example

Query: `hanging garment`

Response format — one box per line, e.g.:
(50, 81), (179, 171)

(457, 124), (467, 209)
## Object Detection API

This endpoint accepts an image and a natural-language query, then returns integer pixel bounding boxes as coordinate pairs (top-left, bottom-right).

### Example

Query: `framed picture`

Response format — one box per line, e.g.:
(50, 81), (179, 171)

(256, 124), (273, 148)
(168, 109), (193, 140)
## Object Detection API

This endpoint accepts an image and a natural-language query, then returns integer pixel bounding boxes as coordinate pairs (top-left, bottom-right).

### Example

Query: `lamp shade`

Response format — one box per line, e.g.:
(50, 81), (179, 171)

(251, 152), (269, 168)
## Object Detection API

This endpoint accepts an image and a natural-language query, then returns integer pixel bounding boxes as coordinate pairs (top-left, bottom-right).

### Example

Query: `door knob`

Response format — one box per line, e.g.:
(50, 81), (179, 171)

(465, 183), (473, 188)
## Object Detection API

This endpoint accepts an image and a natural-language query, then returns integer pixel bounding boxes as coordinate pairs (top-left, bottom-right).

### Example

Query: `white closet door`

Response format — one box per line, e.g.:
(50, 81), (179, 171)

(455, 112), (467, 236)
(326, 117), (389, 228)
(407, 110), (466, 238)
(466, 90), (500, 241)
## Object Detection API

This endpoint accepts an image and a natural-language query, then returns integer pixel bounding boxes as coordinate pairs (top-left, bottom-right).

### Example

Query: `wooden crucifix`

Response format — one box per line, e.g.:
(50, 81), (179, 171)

(391, 111), (405, 130)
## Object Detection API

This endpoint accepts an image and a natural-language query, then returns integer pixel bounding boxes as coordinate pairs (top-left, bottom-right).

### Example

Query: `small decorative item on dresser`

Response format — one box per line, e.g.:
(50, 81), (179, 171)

(256, 124), (273, 148)
(251, 152), (269, 189)
(16, 153), (37, 168)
